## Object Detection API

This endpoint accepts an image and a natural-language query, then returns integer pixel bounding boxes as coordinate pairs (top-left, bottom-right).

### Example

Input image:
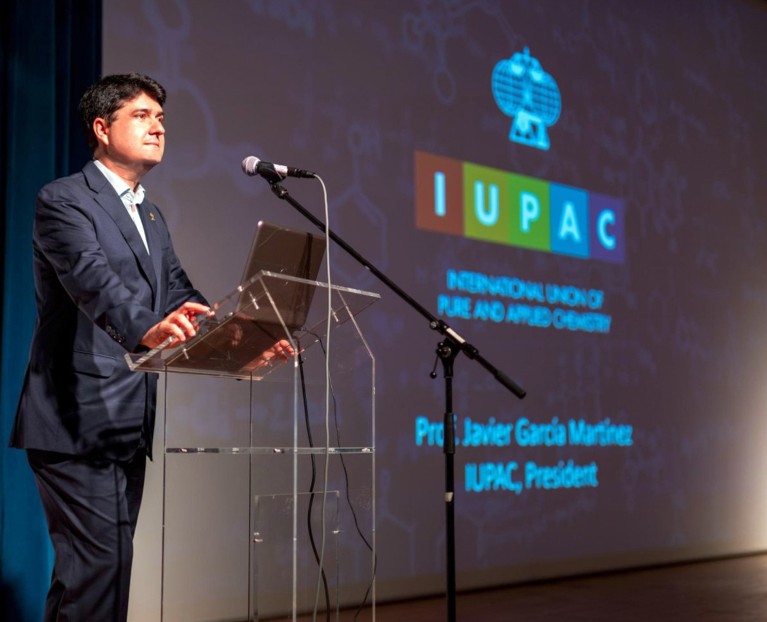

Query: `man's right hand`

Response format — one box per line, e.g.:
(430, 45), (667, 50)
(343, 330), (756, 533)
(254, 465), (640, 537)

(139, 301), (211, 349)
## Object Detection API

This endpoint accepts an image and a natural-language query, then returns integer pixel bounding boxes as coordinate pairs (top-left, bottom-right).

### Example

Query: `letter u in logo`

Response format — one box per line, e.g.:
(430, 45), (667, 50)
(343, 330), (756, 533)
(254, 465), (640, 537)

(463, 163), (512, 244)
(474, 180), (499, 226)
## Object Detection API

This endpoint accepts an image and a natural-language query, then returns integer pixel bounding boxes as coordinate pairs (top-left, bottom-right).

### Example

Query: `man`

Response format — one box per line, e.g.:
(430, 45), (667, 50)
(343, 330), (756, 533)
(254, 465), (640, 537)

(10, 73), (209, 621)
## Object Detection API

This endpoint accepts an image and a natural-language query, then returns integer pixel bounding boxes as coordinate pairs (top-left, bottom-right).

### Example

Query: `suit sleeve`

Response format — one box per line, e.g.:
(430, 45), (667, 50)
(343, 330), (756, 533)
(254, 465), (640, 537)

(34, 185), (161, 352)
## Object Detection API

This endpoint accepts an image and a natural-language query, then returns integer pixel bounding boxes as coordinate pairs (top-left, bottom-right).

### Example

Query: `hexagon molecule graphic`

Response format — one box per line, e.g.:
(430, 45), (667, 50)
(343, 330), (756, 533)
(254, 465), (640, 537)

(492, 48), (561, 150)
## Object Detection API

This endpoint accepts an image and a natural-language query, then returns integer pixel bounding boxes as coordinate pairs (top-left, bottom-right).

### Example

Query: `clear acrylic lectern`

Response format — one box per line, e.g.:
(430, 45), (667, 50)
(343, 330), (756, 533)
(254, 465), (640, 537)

(127, 271), (379, 621)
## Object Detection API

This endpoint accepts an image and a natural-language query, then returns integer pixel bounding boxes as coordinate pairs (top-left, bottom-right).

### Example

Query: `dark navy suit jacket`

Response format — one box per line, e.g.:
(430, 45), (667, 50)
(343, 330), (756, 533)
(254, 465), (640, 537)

(11, 161), (205, 459)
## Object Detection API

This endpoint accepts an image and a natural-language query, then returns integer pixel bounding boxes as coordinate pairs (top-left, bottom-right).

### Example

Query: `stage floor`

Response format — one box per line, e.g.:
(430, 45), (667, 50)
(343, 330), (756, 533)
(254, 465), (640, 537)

(346, 553), (767, 621)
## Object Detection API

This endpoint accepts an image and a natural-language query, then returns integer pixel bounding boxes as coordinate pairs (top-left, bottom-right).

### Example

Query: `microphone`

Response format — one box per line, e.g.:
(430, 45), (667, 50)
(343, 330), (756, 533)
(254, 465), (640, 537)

(241, 156), (316, 183)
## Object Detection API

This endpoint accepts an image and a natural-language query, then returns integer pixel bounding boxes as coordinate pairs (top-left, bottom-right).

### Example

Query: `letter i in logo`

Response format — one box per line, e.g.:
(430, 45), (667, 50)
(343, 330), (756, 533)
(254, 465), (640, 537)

(415, 151), (464, 235)
(435, 172), (446, 216)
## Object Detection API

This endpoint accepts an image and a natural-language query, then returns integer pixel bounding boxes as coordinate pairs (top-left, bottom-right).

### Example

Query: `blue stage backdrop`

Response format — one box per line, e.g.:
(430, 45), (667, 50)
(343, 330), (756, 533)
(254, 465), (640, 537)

(0, 2), (100, 620)
(97, 0), (767, 603)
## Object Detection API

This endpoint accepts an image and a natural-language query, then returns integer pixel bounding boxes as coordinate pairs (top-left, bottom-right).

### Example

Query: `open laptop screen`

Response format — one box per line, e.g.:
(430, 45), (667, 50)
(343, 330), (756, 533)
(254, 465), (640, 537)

(237, 220), (327, 331)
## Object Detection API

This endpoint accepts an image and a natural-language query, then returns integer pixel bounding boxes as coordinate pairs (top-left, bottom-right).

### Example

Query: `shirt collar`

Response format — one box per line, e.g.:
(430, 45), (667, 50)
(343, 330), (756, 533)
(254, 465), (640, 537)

(93, 159), (146, 208)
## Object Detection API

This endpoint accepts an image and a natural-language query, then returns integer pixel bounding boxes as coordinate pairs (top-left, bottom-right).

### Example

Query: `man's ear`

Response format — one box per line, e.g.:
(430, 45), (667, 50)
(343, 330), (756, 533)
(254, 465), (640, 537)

(92, 117), (109, 149)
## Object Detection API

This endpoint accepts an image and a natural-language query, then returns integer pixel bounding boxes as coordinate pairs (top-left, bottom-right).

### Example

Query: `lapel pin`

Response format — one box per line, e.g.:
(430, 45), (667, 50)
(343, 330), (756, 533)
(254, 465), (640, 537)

(149, 212), (156, 221)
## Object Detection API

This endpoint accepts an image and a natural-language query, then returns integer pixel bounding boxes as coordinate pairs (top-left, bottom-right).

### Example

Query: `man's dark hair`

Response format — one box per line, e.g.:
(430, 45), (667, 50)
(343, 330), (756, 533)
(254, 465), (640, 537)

(78, 73), (167, 152)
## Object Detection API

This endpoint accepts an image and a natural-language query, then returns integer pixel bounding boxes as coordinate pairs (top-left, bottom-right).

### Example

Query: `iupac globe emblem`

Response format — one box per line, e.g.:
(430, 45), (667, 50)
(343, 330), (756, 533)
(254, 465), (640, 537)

(492, 48), (561, 151)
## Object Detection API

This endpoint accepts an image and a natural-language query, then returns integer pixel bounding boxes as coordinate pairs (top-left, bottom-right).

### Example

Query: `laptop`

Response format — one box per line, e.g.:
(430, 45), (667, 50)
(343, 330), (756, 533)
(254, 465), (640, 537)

(166, 221), (327, 375)
(236, 220), (327, 328)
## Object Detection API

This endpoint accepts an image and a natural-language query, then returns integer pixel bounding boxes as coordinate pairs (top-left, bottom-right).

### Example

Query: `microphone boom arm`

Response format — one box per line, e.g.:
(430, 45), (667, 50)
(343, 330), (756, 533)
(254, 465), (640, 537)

(267, 181), (526, 400)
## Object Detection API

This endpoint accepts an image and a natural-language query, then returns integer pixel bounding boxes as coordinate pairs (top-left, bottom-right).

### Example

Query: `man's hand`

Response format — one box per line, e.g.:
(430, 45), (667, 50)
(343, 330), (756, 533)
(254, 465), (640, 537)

(140, 301), (211, 349)
(241, 339), (296, 373)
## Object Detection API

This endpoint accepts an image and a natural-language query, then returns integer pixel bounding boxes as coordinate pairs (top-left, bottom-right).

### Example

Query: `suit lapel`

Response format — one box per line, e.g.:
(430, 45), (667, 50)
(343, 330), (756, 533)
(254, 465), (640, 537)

(83, 162), (159, 300)
(137, 202), (164, 314)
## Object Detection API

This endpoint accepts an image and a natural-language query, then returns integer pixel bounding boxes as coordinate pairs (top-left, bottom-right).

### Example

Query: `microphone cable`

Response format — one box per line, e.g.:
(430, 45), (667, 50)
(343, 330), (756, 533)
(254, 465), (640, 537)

(313, 175), (333, 621)
(306, 330), (377, 621)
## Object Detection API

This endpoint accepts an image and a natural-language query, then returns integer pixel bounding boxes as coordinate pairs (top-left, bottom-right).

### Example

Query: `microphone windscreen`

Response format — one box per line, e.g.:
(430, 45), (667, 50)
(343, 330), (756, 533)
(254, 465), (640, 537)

(241, 156), (260, 176)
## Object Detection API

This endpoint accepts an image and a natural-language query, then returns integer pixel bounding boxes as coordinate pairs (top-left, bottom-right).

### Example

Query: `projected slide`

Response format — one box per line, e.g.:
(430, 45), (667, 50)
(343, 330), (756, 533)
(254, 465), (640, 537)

(104, 0), (767, 601)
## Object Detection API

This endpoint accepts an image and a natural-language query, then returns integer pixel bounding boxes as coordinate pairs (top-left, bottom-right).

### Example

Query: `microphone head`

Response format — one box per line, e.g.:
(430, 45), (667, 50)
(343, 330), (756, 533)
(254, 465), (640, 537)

(241, 156), (261, 176)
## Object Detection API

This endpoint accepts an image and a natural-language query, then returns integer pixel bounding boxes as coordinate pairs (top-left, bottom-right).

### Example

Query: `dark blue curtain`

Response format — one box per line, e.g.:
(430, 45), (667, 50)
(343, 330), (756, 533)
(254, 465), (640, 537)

(0, 1), (101, 619)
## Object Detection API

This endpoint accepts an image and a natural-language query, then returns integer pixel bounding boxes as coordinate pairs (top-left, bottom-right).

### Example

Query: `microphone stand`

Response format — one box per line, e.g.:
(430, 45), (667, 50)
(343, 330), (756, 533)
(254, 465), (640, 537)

(266, 180), (526, 622)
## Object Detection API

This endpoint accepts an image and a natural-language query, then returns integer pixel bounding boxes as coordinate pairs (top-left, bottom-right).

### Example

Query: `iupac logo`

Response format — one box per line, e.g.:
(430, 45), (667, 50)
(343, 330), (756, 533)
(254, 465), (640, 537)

(414, 151), (625, 264)
(492, 48), (561, 151)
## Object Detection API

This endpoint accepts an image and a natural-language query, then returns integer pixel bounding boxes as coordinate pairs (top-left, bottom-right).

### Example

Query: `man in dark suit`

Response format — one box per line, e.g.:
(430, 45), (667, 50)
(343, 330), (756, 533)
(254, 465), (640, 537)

(10, 73), (209, 621)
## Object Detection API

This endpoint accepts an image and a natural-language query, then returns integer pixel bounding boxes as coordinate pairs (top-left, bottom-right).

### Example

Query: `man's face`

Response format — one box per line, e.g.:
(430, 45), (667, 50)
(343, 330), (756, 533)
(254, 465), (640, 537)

(95, 91), (165, 176)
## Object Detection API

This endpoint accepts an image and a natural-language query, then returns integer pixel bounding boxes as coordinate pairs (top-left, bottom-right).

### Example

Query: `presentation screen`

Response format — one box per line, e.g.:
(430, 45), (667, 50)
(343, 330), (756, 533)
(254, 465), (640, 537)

(104, 0), (767, 600)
